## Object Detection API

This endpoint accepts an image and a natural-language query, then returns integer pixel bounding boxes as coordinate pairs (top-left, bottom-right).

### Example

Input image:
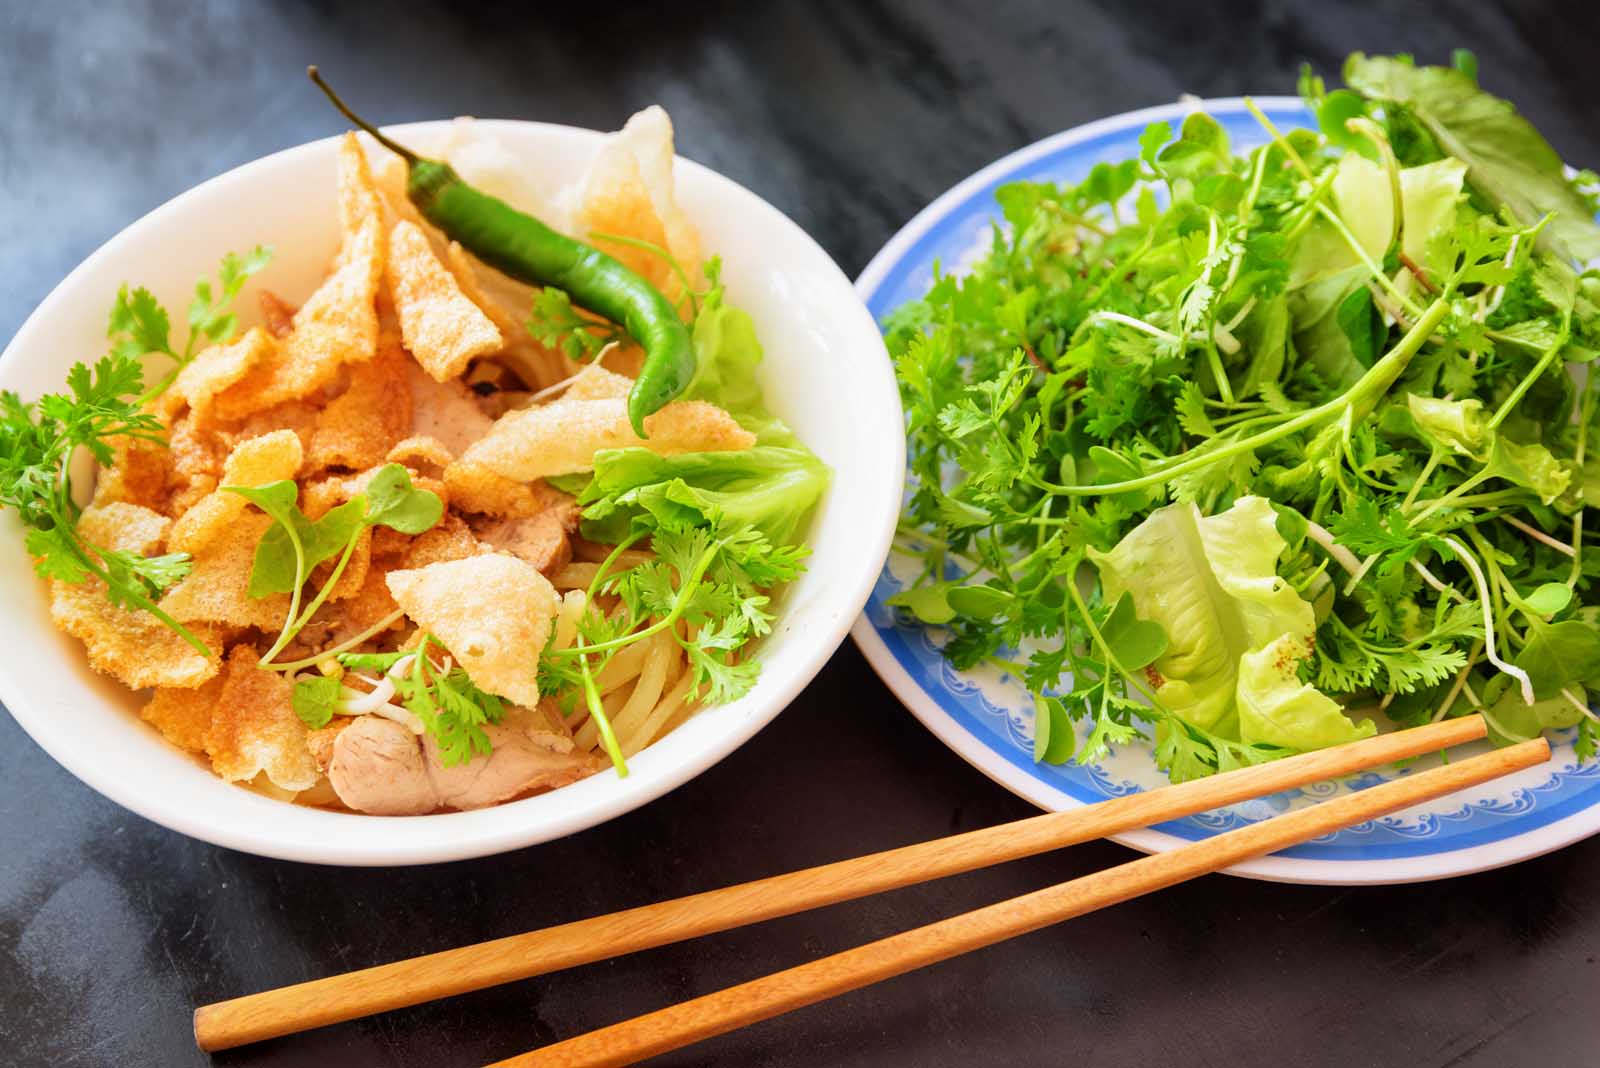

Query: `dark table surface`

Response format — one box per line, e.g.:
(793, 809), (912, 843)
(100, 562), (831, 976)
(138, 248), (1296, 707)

(5, 2), (1600, 1065)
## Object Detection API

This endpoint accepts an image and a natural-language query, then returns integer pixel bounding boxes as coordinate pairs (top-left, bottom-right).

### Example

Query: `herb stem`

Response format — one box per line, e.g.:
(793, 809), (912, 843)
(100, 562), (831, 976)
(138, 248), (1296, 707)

(257, 521), (309, 666)
(1444, 533), (1533, 704)
(1041, 299), (1449, 497)
(269, 608), (406, 672)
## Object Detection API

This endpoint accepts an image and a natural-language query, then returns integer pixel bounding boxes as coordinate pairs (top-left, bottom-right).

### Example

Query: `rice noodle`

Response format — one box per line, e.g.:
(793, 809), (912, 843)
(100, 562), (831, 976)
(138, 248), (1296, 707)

(621, 669), (695, 757)
(552, 590), (586, 650)
(607, 632), (673, 744)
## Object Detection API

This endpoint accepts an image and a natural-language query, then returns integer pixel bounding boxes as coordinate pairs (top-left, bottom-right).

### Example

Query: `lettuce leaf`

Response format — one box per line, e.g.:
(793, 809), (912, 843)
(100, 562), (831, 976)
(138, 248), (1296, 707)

(1344, 53), (1600, 264)
(1089, 496), (1368, 752)
(1088, 496), (1317, 737)
(580, 446), (829, 547)
(680, 277), (800, 448)
(1237, 638), (1376, 749)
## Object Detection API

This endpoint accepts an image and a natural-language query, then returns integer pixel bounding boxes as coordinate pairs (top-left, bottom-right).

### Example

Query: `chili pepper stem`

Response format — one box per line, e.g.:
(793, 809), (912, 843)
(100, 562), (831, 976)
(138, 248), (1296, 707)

(307, 66), (420, 164)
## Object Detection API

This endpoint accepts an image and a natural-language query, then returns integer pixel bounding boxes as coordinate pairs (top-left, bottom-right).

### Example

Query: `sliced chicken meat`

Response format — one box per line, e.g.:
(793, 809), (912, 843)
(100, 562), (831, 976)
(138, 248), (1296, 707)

(327, 715), (439, 816)
(406, 360), (495, 457)
(425, 719), (598, 810)
(325, 709), (599, 815)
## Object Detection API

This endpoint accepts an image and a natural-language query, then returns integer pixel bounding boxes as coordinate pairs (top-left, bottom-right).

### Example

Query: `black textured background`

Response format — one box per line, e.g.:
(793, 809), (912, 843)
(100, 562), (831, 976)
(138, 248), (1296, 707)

(4, 2), (1600, 1066)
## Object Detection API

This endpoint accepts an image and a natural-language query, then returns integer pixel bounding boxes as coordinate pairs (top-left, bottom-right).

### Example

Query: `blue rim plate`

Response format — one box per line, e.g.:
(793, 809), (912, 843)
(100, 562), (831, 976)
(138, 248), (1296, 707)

(851, 97), (1600, 885)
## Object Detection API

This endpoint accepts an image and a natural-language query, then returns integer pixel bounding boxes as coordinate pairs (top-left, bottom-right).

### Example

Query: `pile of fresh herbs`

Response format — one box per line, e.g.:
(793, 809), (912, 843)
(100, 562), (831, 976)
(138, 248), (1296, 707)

(885, 51), (1600, 781)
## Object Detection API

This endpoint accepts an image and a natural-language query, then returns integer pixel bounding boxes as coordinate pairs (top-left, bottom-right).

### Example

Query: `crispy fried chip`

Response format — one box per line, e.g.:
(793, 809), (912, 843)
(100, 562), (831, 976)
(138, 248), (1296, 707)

(213, 134), (384, 419)
(442, 241), (570, 390)
(76, 500), (171, 555)
(387, 221), (502, 382)
(372, 151), (430, 234)
(259, 290), (297, 338)
(459, 397), (753, 481)
(330, 564), (403, 643)
(574, 106), (701, 304)
(160, 511), (290, 630)
(206, 644), (319, 790)
(442, 460), (544, 517)
(93, 433), (176, 513)
(168, 430), (303, 555)
(306, 342), (414, 472)
(55, 502), (197, 690)
(140, 674), (224, 752)
(385, 553), (557, 707)
(316, 526), (371, 603)
(162, 327), (275, 422)
(386, 435), (455, 475)
(400, 513), (483, 569)
(52, 568), (221, 691)
(562, 362), (635, 401)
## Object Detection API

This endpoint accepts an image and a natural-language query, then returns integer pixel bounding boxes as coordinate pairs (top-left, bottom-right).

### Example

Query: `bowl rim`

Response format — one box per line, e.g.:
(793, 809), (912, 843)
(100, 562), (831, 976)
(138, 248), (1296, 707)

(0, 118), (905, 865)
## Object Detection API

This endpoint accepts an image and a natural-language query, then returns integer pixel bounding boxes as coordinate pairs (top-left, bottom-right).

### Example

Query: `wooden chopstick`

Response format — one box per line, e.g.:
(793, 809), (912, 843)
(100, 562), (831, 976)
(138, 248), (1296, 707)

(492, 735), (1549, 1067)
(193, 715), (1487, 1051)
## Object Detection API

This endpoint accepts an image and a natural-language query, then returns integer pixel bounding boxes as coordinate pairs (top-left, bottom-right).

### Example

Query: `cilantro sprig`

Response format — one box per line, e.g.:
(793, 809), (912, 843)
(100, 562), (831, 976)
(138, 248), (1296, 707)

(537, 517), (808, 777)
(1, 354), (206, 652)
(110, 245), (274, 400)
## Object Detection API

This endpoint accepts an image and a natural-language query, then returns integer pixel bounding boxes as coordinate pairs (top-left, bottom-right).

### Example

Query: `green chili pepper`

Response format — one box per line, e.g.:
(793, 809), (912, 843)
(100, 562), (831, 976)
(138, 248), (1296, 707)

(309, 67), (694, 436)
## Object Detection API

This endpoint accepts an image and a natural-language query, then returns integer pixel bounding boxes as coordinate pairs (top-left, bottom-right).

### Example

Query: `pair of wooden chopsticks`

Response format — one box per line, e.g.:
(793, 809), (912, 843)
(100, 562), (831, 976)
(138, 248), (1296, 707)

(194, 714), (1545, 1065)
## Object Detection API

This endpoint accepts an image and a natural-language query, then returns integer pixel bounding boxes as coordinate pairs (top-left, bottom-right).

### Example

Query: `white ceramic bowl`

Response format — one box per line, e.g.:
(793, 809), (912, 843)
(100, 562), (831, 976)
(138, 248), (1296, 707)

(0, 120), (903, 865)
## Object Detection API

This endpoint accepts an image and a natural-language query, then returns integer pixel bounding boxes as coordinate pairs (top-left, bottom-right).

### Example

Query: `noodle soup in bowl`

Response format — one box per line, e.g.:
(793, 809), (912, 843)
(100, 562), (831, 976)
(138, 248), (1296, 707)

(0, 118), (902, 865)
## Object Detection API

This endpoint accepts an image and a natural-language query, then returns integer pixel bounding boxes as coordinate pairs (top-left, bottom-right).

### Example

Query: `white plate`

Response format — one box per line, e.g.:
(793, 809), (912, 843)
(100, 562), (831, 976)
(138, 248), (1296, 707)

(852, 97), (1600, 885)
(0, 119), (904, 865)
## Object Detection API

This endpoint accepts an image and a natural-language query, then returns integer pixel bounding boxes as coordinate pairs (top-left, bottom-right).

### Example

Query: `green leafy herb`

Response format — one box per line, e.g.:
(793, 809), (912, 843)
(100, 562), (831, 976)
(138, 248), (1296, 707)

(536, 269), (826, 775)
(1, 353), (206, 653)
(885, 51), (1600, 781)
(526, 287), (628, 360)
(108, 246), (274, 398)
(229, 463), (442, 664)
(293, 634), (508, 764)
(292, 674), (343, 729)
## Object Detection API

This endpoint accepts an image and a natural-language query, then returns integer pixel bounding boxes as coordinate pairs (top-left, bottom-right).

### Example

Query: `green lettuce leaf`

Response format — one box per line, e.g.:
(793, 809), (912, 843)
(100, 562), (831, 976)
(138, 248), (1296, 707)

(1236, 638), (1376, 749)
(580, 446), (829, 546)
(1344, 53), (1600, 264)
(680, 279), (800, 448)
(1088, 496), (1318, 737)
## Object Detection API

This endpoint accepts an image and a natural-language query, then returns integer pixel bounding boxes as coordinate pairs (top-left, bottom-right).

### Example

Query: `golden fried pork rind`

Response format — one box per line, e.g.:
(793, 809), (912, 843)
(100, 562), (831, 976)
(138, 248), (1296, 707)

(161, 327), (275, 422)
(50, 503), (222, 690)
(387, 220), (503, 382)
(92, 434), (175, 513)
(385, 552), (557, 706)
(160, 511), (291, 630)
(562, 362), (635, 401)
(442, 460), (544, 517)
(213, 134), (384, 419)
(574, 105), (701, 305)
(206, 644), (319, 791)
(386, 435), (455, 476)
(306, 342), (414, 472)
(168, 429), (303, 555)
(140, 674), (224, 753)
(459, 397), (753, 481)
(399, 513), (483, 569)
(77, 500), (171, 555)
